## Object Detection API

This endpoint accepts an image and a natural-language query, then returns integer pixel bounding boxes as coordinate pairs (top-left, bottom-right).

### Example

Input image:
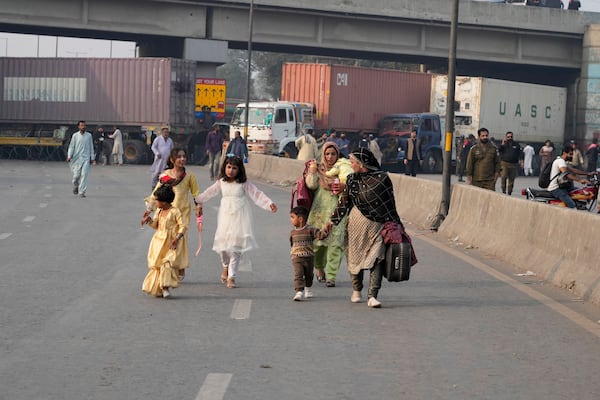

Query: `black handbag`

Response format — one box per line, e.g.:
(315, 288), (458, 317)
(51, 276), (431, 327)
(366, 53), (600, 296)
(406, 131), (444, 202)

(384, 242), (412, 282)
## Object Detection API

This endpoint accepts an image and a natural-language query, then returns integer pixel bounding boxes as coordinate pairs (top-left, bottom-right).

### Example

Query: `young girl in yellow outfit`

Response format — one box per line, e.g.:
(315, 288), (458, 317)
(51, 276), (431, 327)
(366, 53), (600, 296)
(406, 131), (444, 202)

(141, 185), (187, 298)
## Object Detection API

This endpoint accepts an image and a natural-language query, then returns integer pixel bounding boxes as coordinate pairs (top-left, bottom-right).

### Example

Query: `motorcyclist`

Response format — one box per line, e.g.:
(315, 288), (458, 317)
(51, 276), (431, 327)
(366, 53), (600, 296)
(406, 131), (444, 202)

(548, 144), (591, 208)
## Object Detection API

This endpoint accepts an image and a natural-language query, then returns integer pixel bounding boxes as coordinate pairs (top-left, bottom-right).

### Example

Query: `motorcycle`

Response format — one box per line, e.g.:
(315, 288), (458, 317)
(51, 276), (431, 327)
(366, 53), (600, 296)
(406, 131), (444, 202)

(521, 172), (600, 212)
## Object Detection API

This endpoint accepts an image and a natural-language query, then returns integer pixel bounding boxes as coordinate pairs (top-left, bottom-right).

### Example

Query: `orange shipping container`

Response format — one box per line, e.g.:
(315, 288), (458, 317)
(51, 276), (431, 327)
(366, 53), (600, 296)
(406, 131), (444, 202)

(281, 63), (432, 133)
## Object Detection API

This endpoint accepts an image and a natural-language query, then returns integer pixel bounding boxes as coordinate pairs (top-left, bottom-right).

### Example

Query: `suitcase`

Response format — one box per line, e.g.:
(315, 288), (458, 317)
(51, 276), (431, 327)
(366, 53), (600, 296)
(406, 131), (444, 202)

(384, 242), (412, 282)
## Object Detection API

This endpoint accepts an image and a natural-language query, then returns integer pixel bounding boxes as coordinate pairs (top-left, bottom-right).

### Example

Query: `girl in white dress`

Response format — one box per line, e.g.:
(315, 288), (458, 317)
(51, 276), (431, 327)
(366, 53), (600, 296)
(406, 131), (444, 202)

(195, 156), (278, 288)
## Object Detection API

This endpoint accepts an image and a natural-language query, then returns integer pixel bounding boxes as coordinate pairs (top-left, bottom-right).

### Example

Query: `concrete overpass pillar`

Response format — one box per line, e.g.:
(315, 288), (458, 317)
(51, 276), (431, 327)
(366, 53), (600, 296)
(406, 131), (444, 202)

(137, 37), (228, 78)
(579, 25), (600, 144)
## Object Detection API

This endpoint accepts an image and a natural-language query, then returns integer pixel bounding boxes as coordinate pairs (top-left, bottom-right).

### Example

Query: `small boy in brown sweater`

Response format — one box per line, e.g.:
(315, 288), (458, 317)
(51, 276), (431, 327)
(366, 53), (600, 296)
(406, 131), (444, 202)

(289, 206), (329, 301)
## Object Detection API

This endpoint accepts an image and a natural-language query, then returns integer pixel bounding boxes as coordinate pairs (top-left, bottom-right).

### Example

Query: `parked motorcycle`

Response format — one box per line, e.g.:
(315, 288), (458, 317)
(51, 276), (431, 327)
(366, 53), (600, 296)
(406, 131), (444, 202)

(521, 172), (599, 212)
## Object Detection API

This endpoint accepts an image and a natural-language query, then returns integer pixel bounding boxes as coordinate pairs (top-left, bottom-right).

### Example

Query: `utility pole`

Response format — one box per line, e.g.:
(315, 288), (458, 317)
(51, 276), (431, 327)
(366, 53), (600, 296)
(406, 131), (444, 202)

(243, 0), (254, 140)
(431, 0), (459, 230)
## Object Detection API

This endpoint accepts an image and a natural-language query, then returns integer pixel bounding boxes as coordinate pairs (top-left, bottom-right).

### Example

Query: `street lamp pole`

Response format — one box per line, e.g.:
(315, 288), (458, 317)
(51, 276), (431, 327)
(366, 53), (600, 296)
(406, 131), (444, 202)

(432, 0), (459, 230)
(243, 0), (255, 140)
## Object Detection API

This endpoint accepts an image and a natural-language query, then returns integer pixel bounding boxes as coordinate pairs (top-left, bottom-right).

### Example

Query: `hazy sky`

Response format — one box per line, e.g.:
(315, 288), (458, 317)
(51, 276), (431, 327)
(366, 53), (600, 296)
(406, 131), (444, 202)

(0, 33), (135, 58)
(1, 2), (599, 57)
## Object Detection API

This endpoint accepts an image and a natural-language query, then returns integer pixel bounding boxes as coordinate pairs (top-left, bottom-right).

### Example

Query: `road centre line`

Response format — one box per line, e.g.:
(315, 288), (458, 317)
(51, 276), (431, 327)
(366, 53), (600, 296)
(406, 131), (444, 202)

(23, 216), (35, 223)
(417, 231), (600, 339)
(230, 299), (252, 320)
(0, 233), (13, 240)
(39, 203), (48, 208)
(194, 373), (232, 400)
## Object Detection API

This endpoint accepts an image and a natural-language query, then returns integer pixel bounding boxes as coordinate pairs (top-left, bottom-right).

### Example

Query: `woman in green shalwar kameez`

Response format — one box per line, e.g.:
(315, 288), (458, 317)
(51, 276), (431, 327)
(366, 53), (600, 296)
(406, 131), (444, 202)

(305, 142), (352, 286)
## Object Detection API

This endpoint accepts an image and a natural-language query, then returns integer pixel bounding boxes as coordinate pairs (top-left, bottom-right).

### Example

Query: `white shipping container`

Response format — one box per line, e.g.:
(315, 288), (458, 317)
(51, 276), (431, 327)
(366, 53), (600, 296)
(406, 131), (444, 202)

(431, 76), (567, 145)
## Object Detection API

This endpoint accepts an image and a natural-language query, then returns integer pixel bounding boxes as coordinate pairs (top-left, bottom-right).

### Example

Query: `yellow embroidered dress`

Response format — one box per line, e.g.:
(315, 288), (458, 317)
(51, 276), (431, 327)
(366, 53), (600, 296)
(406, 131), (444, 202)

(142, 207), (187, 296)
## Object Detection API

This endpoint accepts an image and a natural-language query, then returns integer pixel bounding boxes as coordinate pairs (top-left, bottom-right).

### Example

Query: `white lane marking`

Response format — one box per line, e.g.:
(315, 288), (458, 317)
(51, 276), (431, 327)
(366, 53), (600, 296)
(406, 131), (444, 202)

(39, 203), (48, 208)
(195, 373), (232, 400)
(0, 233), (13, 240)
(230, 299), (252, 320)
(45, 186), (52, 190)
(23, 216), (35, 223)
(418, 232), (600, 339)
(44, 193), (52, 198)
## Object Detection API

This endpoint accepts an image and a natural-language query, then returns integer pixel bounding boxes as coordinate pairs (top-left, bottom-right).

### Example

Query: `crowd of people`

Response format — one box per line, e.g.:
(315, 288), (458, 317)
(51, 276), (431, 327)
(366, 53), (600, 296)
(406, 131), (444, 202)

(65, 122), (599, 305)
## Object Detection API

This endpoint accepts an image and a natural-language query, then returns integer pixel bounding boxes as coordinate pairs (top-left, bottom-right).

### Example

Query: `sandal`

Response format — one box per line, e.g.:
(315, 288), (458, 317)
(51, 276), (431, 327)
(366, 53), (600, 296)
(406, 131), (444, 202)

(326, 280), (336, 287)
(220, 267), (228, 284)
(227, 278), (236, 289)
(316, 270), (326, 283)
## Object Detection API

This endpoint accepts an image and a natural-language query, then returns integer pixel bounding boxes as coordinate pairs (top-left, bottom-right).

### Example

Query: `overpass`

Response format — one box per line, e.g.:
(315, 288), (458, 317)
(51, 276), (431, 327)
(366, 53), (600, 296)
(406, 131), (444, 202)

(2, 0), (600, 140)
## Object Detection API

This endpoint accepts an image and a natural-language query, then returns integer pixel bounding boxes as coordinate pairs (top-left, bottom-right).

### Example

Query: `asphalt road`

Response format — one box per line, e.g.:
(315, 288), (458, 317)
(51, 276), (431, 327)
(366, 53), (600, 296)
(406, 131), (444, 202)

(1, 160), (600, 400)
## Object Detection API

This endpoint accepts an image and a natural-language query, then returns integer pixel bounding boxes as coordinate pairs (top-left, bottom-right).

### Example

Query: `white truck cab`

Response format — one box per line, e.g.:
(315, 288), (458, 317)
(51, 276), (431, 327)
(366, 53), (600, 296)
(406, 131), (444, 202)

(229, 101), (313, 155)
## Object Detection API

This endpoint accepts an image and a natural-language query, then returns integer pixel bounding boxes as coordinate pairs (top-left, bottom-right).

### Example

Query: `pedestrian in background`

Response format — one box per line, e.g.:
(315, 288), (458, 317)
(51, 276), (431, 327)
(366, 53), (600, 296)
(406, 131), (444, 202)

(498, 131), (522, 195)
(586, 138), (599, 172)
(67, 120), (95, 198)
(568, 0), (581, 10)
(226, 130), (248, 160)
(522, 143), (535, 176)
(205, 125), (223, 181)
(195, 155), (278, 289)
(150, 127), (174, 189)
(108, 125), (123, 166)
(289, 206), (329, 301)
(404, 129), (422, 177)
(368, 134), (383, 165)
(338, 132), (350, 158)
(539, 139), (554, 174)
(295, 126), (319, 161)
(568, 140), (585, 170)
(465, 127), (500, 191)
(458, 134), (476, 182)
(141, 184), (184, 299)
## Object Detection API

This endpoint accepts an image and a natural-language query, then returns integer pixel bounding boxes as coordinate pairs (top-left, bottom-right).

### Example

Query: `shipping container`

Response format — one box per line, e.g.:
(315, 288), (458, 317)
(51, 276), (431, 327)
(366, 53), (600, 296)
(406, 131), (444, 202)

(0, 57), (196, 132)
(280, 63), (432, 134)
(0, 57), (216, 164)
(430, 75), (567, 146)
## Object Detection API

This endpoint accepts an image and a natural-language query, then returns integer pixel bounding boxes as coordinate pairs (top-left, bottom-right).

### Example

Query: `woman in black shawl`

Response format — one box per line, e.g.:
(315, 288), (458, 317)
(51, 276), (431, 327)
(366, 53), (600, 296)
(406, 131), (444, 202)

(328, 148), (402, 308)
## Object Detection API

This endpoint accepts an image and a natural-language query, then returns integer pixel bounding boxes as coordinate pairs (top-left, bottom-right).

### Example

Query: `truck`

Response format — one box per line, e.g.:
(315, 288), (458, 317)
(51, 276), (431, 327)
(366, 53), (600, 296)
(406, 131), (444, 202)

(228, 101), (314, 156)
(0, 57), (220, 164)
(377, 113), (444, 173)
(430, 75), (567, 150)
(280, 63), (432, 146)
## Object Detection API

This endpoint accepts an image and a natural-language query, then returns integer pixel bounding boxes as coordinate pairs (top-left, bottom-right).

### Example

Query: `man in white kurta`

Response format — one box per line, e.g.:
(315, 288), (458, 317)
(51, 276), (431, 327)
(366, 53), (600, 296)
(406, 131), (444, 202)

(523, 143), (535, 176)
(67, 121), (95, 197)
(109, 126), (124, 165)
(150, 127), (174, 188)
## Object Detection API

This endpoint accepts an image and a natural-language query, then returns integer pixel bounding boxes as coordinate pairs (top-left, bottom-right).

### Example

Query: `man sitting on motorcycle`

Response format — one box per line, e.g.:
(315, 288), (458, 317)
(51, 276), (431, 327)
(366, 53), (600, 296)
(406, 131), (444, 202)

(548, 144), (591, 208)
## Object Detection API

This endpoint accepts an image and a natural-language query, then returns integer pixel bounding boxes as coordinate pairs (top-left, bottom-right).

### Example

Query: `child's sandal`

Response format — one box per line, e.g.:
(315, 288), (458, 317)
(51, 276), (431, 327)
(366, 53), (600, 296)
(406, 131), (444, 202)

(220, 267), (228, 284)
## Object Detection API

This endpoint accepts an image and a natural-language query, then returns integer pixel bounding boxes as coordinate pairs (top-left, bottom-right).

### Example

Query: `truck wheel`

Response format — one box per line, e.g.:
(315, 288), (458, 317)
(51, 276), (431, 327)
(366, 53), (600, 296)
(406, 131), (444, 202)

(281, 142), (298, 159)
(424, 150), (443, 173)
(123, 140), (149, 164)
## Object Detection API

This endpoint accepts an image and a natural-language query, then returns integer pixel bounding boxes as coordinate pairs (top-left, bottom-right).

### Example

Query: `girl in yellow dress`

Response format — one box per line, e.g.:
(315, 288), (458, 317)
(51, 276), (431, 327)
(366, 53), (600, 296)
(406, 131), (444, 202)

(141, 185), (187, 298)
(144, 148), (200, 281)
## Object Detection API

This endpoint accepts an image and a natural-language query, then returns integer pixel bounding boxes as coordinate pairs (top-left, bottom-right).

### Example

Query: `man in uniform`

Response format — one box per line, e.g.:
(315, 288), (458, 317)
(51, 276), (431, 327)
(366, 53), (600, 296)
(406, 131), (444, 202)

(466, 127), (500, 191)
(498, 131), (522, 195)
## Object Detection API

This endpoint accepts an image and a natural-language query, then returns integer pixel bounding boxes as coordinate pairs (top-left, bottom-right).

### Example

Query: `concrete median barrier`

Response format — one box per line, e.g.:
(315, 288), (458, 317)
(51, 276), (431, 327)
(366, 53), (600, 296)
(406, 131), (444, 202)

(246, 154), (600, 305)
(438, 184), (600, 305)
